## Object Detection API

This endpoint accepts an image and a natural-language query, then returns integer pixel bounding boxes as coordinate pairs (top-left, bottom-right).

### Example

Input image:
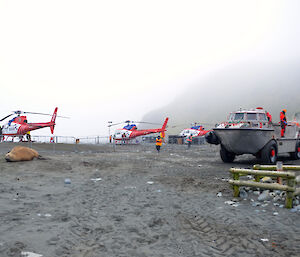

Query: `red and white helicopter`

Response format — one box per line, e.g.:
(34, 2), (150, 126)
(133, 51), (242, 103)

(0, 107), (65, 141)
(179, 122), (212, 138)
(109, 118), (169, 142)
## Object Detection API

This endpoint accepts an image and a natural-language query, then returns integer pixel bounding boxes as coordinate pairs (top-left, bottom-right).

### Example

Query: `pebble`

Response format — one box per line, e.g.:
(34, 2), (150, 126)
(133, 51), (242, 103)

(258, 190), (270, 201)
(273, 196), (281, 202)
(64, 178), (71, 184)
(269, 192), (276, 198)
(239, 189), (248, 199)
(260, 238), (269, 242)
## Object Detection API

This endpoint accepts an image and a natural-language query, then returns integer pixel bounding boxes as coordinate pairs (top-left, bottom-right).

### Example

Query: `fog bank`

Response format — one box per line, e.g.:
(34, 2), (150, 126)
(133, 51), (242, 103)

(142, 59), (300, 133)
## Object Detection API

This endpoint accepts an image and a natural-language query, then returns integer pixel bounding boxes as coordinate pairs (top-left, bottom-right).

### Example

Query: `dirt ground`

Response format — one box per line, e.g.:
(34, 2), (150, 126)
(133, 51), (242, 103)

(0, 142), (299, 257)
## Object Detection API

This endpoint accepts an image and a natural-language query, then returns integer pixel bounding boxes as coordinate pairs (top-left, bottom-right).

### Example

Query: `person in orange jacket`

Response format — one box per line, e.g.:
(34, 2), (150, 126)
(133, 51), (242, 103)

(155, 135), (163, 152)
(280, 109), (287, 137)
(266, 111), (272, 124)
(186, 135), (193, 148)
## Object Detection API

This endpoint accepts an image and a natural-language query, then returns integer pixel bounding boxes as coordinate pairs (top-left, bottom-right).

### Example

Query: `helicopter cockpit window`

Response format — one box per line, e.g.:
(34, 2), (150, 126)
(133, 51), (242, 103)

(246, 113), (257, 120)
(233, 113), (244, 121)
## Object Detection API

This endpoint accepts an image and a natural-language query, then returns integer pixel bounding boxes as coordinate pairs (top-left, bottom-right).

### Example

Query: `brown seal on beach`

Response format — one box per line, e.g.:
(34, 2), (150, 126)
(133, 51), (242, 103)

(5, 146), (41, 162)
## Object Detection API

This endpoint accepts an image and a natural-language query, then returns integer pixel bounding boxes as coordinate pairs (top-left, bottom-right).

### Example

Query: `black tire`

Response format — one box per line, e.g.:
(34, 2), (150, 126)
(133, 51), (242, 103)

(290, 140), (300, 160)
(261, 140), (277, 164)
(220, 145), (235, 163)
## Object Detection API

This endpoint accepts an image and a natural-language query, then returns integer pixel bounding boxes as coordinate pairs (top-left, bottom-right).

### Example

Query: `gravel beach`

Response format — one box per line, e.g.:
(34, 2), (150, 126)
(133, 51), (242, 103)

(0, 142), (299, 257)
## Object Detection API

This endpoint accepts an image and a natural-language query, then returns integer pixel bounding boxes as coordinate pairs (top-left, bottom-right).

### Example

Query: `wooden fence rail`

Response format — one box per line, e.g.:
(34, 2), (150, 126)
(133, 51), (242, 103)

(229, 165), (300, 209)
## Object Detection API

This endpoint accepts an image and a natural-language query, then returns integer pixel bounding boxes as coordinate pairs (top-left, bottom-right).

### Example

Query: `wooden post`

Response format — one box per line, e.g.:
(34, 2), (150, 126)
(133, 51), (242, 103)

(229, 168), (295, 179)
(277, 162), (283, 185)
(285, 178), (295, 209)
(253, 164), (300, 171)
(254, 175), (260, 182)
(230, 167), (298, 209)
(233, 173), (240, 197)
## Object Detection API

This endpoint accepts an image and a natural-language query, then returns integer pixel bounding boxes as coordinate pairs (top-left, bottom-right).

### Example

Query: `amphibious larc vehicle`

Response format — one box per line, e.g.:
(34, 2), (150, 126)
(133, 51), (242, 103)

(205, 107), (300, 164)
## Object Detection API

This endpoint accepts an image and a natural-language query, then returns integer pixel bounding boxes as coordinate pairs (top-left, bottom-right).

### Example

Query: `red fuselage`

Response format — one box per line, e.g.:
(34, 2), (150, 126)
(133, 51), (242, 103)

(113, 118), (169, 141)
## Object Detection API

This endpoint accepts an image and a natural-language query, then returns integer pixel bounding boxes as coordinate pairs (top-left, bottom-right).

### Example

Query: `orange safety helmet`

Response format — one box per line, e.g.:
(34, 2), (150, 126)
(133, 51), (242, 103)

(283, 109), (287, 113)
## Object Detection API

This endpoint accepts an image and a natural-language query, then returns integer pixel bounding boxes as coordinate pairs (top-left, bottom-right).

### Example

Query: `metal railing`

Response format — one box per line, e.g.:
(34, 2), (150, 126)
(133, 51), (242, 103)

(76, 136), (108, 144)
(0, 134), (110, 145)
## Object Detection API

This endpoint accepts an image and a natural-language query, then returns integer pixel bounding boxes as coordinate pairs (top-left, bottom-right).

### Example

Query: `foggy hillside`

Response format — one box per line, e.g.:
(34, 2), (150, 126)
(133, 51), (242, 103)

(142, 60), (300, 134)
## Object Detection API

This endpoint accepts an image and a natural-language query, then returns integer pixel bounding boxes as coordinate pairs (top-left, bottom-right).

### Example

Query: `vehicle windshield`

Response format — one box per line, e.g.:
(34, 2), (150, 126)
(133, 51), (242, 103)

(228, 113), (234, 121)
(247, 113), (257, 120)
(233, 113), (244, 121)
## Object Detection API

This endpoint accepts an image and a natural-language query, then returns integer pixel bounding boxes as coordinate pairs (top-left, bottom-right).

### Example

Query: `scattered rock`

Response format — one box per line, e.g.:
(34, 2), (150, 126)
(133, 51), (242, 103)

(239, 189), (248, 199)
(261, 177), (272, 183)
(260, 238), (269, 242)
(258, 190), (270, 201)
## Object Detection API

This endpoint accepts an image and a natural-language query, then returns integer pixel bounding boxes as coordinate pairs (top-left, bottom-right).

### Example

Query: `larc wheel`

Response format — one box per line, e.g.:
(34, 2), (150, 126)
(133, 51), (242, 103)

(261, 140), (277, 164)
(220, 145), (236, 163)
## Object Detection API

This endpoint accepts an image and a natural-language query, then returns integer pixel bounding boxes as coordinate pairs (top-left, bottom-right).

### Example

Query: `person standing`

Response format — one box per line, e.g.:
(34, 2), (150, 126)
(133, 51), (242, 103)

(122, 133), (126, 144)
(280, 109), (287, 137)
(26, 131), (31, 141)
(266, 111), (272, 124)
(155, 135), (163, 153)
(187, 135), (193, 148)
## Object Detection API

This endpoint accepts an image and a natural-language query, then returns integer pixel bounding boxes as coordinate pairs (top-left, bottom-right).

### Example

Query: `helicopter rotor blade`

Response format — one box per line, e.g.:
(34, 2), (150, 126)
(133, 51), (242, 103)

(129, 121), (162, 126)
(135, 121), (162, 125)
(0, 114), (13, 122)
(169, 123), (187, 128)
(21, 111), (69, 118)
(108, 122), (123, 127)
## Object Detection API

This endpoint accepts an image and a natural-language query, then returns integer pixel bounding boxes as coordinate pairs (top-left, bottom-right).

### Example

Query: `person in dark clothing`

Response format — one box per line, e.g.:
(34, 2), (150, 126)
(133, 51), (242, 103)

(122, 133), (126, 144)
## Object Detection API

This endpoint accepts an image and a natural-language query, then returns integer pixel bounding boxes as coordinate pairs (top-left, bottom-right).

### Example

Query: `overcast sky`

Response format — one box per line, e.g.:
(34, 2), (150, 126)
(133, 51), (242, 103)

(0, 0), (299, 137)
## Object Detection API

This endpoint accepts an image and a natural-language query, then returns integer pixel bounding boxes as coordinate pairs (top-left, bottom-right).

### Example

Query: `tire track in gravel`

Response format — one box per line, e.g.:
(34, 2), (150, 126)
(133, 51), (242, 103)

(174, 197), (300, 257)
